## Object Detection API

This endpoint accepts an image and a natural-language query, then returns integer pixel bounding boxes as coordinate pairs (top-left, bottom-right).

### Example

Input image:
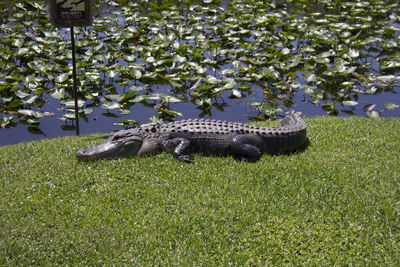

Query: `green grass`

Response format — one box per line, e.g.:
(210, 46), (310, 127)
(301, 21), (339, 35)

(1, 116), (400, 265)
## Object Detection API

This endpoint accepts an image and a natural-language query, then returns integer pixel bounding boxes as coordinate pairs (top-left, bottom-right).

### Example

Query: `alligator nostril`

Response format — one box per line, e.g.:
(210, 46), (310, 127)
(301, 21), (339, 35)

(76, 149), (86, 155)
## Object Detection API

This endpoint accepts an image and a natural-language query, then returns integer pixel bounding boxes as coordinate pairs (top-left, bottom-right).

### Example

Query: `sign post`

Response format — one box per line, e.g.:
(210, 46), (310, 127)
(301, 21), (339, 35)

(70, 26), (79, 135)
(49, 0), (92, 135)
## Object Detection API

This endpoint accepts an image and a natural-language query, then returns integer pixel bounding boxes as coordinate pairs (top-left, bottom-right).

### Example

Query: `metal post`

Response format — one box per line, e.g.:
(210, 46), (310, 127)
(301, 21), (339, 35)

(70, 26), (80, 136)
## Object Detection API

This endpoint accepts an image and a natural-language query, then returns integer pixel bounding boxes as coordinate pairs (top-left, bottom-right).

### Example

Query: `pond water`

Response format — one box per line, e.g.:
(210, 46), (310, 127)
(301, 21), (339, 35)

(0, 0), (399, 145)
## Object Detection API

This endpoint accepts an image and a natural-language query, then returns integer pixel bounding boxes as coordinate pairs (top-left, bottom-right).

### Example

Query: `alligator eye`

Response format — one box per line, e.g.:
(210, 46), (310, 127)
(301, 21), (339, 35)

(111, 134), (122, 141)
(111, 132), (131, 141)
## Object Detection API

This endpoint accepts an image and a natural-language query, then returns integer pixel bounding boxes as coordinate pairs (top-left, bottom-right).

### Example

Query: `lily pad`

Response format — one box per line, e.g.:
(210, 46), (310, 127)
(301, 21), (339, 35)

(101, 101), (121, 110)
(384, 102), (399, 110)
(50, 88), (65, 100)
(342, 101), (358, 106)
(55, 73), (70, 83)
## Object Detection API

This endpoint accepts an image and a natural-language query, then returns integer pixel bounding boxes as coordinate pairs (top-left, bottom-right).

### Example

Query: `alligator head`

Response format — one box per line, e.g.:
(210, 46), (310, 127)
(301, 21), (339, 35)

(76, 129), (144, 160)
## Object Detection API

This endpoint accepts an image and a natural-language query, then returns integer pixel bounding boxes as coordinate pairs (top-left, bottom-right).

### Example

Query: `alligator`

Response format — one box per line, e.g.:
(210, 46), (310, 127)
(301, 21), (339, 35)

(76, 111), (307, 163)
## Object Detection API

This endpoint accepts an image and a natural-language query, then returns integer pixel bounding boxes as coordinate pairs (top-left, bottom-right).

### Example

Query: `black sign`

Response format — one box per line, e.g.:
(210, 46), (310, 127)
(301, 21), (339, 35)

(49, 0), (92, 27)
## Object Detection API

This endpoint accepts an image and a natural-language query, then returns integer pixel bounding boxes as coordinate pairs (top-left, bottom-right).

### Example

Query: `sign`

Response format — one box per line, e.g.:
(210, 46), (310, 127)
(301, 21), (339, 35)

(49, 0), (92, 27)
(48, 0), (93, 135)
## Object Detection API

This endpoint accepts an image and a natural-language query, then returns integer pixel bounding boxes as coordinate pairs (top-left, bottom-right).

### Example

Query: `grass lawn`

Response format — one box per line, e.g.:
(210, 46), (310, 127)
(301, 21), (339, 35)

(1, 116), (399, 265)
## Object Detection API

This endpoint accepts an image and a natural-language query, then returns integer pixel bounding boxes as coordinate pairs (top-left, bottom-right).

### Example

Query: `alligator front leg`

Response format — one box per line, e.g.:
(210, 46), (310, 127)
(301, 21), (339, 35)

(162, 138), (194, 163)
(231, 134), (263, 162)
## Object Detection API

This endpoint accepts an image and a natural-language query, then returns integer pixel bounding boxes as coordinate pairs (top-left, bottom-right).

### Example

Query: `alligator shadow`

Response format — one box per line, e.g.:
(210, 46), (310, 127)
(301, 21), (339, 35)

(290, 137), (310, 155)
(76, 136), (311, 163)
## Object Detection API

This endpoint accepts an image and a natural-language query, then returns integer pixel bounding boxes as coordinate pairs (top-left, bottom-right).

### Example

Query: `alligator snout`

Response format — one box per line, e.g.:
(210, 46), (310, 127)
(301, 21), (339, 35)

(76, 133), (144, 160)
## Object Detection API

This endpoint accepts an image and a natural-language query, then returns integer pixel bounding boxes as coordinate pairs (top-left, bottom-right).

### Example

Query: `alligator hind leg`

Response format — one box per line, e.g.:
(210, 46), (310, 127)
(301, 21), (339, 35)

(231, 134), (263, 162)
(162, 138), (194, 163)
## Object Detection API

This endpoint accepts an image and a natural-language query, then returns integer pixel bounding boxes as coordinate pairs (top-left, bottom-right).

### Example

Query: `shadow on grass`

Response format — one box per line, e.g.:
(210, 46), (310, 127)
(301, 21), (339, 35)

(75, 135), (310, 163)
(291, 137), (310, 155)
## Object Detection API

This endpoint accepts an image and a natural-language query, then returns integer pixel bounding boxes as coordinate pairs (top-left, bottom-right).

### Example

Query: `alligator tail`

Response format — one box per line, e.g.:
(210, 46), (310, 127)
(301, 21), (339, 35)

(281, 110), (305, 127)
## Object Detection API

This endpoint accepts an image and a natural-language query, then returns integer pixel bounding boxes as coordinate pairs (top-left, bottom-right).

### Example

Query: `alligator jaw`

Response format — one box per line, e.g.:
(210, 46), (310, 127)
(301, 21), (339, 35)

(76, 133), (143, 160)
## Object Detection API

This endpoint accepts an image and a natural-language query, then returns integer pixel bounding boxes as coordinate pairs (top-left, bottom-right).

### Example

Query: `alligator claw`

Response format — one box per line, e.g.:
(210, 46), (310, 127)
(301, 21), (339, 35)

(176, 154), (194, 163)
(238, 156), (259, 163)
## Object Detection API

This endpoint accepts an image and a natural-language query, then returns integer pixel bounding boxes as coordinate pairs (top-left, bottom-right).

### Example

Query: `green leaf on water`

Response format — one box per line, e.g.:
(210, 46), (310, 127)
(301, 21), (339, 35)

(86, 72), (100, 82)
(134, 70), (142, 79)
(15, 90), (30, 99)
(18, 109), (35, 117)
(173, 55), (186, 63)
(63, 112), (76, 120)
(342, 101), (358, 106)
(21, 95), (37, 105)
(50, 88), (65, 99)
(365, 86), (377, 94)
(384, 102), (399, 110)
(221, 69), (235, 76)
(159, 108), (182, 117)
(377, 75), (398, 83)
(231, 89), (242, 98)
(105, 70), (118, 79)
(281, 48), (291, 55)
(223, 78), (237, 89)
(146, 56), (155, 63)
(303, 71), (316, 82)
(95, 54), (107, 61)
(129, 85), (144, 92)
(63, 100), (85, 108)
(101, 101), (121, 110)
(106, 94), (122, 101)
(55, 73), (70, 83)
(164, 95), (181, 103)
(206, 76), (219, 84)
(82, 108), (93, 115)
(123, 55), (136, 62)
(119, 109), (130, 115)
(258, 67), (279, 79)
(347, 49), (359, 58)
(334, 58), (348, 73)
(18, 109), (44, 118)
(13, 38), (24, 48)
(0, 116), (16, 128)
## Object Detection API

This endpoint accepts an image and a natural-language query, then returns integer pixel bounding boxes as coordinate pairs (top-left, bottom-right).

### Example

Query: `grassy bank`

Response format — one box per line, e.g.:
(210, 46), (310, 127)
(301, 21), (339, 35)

(1, 117), (399, 265)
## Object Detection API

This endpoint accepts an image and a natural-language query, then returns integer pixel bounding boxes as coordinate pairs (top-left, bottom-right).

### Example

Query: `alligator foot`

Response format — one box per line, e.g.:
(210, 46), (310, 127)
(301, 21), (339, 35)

(174, 154), (194, 163)
(231, 134), (263, 162)
(163, 138), (194, 163)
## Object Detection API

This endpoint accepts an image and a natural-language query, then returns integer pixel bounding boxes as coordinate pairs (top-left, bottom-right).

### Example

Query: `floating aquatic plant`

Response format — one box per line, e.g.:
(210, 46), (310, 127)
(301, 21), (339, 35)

(0, 0), (399, 130)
